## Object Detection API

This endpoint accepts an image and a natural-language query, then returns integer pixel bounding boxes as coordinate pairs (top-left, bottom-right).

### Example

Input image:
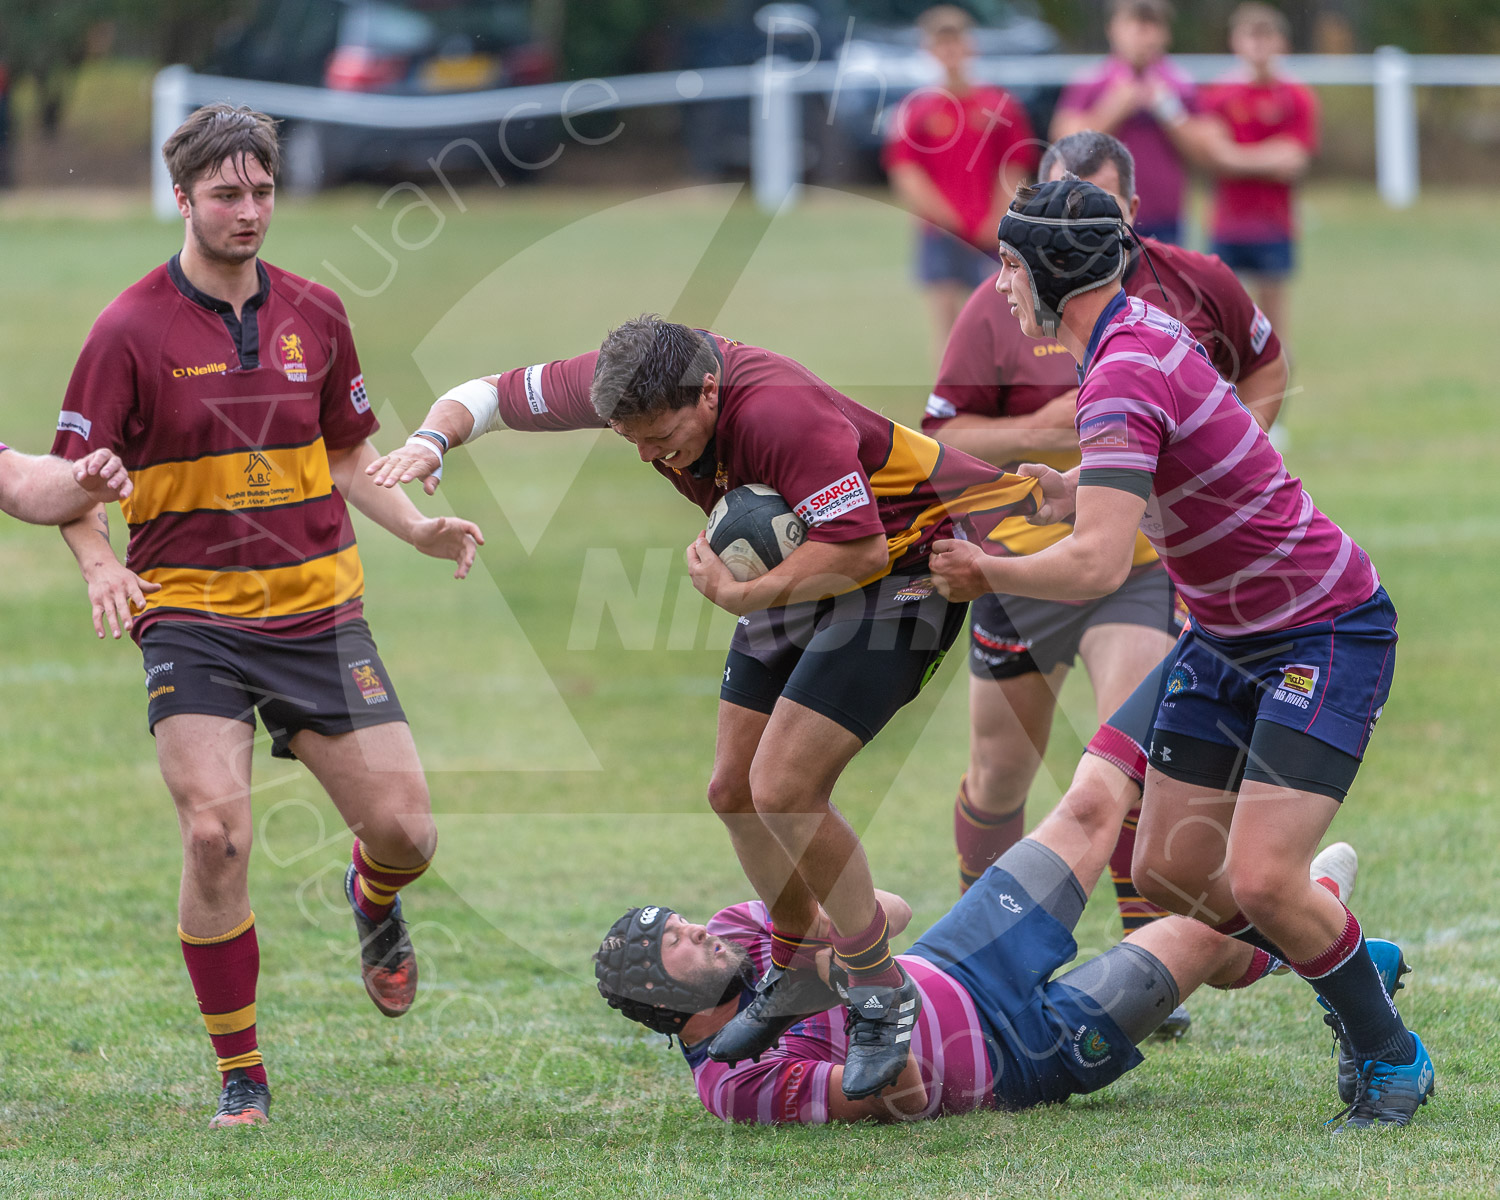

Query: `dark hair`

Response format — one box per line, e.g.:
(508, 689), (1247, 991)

(163, 104), (281, 195)
(1107, 0), (1175, 25)
(1039, 131), (1137, 201)
(591, 316), (720, 423)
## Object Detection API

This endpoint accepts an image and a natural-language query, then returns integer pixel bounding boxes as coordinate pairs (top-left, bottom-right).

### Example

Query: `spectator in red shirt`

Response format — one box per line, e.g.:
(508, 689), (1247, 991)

(884, 6), (1038, 363)
(1200, 3), (1319, 341)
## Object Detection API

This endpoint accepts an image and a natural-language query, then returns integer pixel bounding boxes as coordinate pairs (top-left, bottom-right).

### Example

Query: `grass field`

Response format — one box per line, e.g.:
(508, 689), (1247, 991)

(1, 181), (1498, 1198)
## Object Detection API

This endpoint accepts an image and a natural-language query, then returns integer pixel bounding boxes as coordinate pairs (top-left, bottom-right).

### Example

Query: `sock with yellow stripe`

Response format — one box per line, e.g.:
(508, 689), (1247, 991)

(350, 838), (431, 922)
(832, 905), (903, 988)
(1109, 806), (1172, 933)
(179, 913), (266, 1086)
(954, 775), (1025, 893)
(767, 922), (829, 972)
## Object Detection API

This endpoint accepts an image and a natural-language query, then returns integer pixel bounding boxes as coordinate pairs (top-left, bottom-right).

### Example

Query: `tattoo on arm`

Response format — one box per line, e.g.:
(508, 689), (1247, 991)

(94, 509), (109, 542)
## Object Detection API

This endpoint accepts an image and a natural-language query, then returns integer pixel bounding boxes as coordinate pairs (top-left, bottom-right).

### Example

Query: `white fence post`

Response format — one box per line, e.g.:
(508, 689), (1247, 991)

(751, 57), (801, 212)
(152, 65), (193, 220)
(1374, 45), (1419, 208)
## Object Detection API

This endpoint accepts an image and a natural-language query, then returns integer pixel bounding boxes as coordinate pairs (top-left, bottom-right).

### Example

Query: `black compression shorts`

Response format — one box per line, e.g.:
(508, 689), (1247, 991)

(720, 573), (966, 743)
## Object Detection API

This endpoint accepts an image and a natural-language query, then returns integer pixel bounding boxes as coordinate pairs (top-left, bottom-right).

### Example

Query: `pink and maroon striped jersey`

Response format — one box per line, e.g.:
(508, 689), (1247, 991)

(685, 902), (993, 1124)
(1076, 295), (1377, 637)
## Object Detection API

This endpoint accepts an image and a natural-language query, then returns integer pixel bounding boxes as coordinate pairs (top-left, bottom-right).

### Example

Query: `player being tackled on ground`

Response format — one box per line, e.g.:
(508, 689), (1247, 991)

(929, 176), (1433, 1129)
(369, 318), (1041, 1101)
(51, 105), (484, 1127)
(594, 756), (1401, 1123)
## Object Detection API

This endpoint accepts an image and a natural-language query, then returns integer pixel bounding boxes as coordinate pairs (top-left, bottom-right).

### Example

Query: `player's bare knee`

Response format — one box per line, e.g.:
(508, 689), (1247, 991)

(706, 771), (754, 818)
(1051, 777), (1120, 843)
(1229, 864), (1295, 929)
(181, 815), (248, 876)
(361, 814), (434, 866)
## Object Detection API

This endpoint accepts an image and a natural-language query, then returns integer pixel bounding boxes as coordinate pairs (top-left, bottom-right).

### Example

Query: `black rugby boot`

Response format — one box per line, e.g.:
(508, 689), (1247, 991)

(840, 964), (922, 1100)
(706, 965), (842, 1065)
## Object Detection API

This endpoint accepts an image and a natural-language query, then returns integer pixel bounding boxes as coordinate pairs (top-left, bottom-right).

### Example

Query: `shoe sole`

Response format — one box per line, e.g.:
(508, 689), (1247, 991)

(209, 1111), (270, 1128)
(362, 961), (418, 1018)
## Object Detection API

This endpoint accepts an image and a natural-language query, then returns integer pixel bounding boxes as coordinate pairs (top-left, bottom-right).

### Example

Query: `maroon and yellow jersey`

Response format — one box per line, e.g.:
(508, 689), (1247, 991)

(492, 335), (1036, 582)
(923, 237), (1283, 559)
(51, 255), (378, 640)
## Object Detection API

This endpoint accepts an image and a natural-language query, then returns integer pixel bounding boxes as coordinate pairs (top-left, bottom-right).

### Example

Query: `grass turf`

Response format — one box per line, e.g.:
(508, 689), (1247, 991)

(1, 182), (1497, 1197)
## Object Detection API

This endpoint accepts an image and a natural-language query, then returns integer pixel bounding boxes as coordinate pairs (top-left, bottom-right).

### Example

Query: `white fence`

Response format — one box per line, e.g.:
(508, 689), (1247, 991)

(153, 48), (1500, 219)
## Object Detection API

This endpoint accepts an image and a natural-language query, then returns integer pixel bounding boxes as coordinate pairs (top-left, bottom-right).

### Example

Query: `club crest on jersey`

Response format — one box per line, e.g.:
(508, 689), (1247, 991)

(795, 472), (870, 525)
(714, 462), (729, 490)
(349, 660), (388, 705)
(349, 373), (370, 414)
(1274, 664), (1319, 710)
(279, 333), (307, 382)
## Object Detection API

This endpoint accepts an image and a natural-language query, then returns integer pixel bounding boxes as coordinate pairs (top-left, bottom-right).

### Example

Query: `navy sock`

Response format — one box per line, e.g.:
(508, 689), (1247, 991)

(1292, 914), (1415, 1067)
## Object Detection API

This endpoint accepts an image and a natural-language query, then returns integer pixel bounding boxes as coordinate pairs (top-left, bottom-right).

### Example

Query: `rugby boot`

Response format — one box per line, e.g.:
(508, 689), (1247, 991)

(1319, 938), (1411, 1104)
(1310, 841), (1359, 905)
(706, 965), (842, 1065)
(1151, 1003), (1192, 1041)
(345, 864), (418, 1017)
(1327, 1033), (1434, 1131)
(208, 1068), (271, 1128)
(840, 965), (922, 1100)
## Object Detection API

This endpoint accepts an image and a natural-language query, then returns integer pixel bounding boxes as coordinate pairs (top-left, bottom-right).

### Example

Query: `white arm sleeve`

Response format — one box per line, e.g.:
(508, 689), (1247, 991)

(439, 377), (506, 442)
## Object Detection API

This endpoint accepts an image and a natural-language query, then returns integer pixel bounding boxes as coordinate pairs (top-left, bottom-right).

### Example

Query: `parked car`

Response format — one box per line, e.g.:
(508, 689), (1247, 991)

(676, 0), (1060, 182)
(207, 0), (556, 192)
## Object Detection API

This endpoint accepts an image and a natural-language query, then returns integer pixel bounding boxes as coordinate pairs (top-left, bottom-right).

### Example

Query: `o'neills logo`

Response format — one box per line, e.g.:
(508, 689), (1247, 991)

(795, 472), (870, 526)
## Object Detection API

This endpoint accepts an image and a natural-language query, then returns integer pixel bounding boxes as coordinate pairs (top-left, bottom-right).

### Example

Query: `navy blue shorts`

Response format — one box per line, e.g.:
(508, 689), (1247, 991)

(915, 226), (999, 288)
(909, 865), (1143, 1109)
(1211, 237), (1295, 277)
(1152, 587), (1397, 761)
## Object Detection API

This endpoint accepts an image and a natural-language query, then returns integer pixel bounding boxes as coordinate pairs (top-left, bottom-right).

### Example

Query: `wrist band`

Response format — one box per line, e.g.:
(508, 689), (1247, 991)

(414, 428), (450, 453)
(403, 435), (444, 482)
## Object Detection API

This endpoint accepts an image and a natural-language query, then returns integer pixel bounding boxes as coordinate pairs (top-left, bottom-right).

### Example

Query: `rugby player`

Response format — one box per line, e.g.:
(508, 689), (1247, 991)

(929, 177), (1433, 1129)
(368, 317), (1039, 1100)
(51, 105), (484, 1128)
(0, 443), (132, 523)
(923, 132), (1290, 1031)
(594, 757), (1391, 1124)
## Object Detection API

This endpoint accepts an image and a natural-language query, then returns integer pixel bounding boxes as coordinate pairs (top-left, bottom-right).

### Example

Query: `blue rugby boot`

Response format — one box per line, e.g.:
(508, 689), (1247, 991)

(1327, 1033), (1435, 1131)
(1319, 938), (1410, 1104)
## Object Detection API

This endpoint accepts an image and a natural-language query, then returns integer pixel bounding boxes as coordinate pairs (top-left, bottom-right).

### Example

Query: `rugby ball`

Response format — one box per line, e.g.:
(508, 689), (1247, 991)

(706, 484), (808, 581)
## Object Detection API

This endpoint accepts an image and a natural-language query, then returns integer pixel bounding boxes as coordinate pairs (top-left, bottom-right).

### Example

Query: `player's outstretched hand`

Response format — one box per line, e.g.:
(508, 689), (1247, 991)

(929, 538), (991, 603)
(411, 515), (484, 579)
(82, 557), (161, 640)
(73, 448), (134, 503)
(1017, 462), (1076, 525)
(367, 442), (443, 495)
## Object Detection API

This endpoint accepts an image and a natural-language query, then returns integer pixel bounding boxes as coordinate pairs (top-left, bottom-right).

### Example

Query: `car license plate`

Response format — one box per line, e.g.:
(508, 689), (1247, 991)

(420, 55), (501, 92)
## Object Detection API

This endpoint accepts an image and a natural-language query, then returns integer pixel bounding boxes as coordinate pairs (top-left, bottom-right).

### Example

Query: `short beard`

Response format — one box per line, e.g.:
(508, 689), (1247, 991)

(191, 220), (261, 267)
(687, 940), (753, 1005)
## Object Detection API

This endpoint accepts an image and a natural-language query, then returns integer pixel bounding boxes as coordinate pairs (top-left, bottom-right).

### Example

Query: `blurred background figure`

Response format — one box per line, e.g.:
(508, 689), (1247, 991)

(1050, 0), (1195, 245)
(884, 5), (1039, 364)
(1199, 3), (1319, 342)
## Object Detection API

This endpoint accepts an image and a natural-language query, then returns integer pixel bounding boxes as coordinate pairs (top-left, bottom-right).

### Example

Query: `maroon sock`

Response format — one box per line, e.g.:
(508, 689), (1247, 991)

(954, 775), (1025, 893)
(1110, 807), (1171, 932)
(767, 921), (829, 971)
(832, 906), (903, 988)
(1212, 946), (1278, 990)
(351, 838), (430, 922)
(180, 914), (267, 1086)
